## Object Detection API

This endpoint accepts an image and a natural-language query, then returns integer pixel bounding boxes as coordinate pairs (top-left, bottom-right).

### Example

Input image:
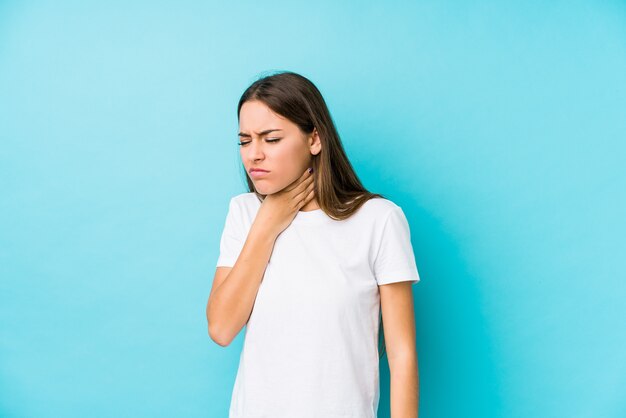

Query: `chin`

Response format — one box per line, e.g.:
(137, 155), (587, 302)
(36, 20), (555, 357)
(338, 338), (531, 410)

(253, 181), (288, 196)
(252, 182), (281, 195)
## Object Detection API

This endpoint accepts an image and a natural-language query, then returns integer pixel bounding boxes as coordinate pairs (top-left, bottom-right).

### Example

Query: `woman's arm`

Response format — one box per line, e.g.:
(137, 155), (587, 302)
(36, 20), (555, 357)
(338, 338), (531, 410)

(380, 281), (419, 418)
(206, 221), (279, 347)
(206, 168), (315, 347)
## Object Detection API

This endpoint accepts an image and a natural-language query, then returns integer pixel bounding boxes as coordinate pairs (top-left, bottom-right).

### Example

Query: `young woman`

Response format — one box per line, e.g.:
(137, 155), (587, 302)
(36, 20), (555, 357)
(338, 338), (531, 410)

(206, 71), (421, 418)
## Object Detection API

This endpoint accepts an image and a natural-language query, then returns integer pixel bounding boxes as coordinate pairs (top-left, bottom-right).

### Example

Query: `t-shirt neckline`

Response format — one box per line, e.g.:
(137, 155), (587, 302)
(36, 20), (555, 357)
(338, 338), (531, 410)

(292, 207), (328, 224)
(251, 194), (328, 224)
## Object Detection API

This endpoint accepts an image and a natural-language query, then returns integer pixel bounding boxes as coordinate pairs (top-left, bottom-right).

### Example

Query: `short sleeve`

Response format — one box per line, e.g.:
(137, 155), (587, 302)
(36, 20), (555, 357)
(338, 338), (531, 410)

(373, 206), (421, 286)
(215, 197), (246, 268)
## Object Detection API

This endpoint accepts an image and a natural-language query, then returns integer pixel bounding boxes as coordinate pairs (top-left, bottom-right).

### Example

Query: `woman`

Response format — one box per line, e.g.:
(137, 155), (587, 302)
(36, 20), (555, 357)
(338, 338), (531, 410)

(206, 71), (420, 418)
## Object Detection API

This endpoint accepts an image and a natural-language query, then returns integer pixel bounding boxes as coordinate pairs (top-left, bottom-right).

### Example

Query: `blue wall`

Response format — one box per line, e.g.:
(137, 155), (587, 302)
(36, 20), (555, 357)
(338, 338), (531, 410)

(1, 1), (624, 417)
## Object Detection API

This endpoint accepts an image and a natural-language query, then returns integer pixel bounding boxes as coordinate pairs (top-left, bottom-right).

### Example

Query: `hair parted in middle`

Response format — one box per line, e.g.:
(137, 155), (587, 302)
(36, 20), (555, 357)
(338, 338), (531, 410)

(237, 70), (387, 222)
(237, 70), (390, 358)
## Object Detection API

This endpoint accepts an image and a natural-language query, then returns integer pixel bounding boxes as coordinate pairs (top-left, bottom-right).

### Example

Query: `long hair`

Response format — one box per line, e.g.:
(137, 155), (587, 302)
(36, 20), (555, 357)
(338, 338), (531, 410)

(237, 70), (388, 358)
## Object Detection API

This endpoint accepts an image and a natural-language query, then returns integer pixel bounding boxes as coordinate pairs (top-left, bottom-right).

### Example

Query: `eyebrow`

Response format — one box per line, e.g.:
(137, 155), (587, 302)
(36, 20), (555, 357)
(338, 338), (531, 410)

(237, 129), (283, 137)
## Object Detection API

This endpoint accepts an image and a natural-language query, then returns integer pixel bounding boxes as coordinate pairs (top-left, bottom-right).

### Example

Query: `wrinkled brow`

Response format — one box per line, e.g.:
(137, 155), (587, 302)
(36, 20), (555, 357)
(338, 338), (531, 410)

(238, 129), (283, 137)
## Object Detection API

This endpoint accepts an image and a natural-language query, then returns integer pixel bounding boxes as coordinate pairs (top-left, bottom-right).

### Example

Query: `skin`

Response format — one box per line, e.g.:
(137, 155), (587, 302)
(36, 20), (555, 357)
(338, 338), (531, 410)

(380, 281), (420, 418)
(237, 99), (321, 211)
(206, 100), (318, 350)
(209, 99), (419, 417)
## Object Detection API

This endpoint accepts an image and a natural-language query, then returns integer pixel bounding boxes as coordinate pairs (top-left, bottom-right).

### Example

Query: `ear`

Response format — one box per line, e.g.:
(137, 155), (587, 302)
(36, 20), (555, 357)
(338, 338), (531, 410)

(309, 128), (322, 156)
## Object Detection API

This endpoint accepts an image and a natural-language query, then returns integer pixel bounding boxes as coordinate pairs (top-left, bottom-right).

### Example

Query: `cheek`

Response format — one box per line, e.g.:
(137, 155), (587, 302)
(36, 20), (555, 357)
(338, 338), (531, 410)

(273, 144), (306, 170)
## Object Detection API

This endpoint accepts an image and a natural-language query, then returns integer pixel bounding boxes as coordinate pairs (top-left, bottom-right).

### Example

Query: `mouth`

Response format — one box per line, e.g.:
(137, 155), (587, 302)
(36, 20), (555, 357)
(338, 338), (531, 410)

(249, 169), (270, 178)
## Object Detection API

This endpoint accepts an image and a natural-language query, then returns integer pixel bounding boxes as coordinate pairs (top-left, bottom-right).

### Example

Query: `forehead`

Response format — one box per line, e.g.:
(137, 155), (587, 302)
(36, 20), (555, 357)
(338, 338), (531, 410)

(239, 100), (291, 132)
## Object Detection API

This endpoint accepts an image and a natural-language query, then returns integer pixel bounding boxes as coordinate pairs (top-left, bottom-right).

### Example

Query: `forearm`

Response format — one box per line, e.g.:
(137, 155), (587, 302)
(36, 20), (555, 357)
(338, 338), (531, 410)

(389, 356), (419, 418)
(208, 223), (278, 345)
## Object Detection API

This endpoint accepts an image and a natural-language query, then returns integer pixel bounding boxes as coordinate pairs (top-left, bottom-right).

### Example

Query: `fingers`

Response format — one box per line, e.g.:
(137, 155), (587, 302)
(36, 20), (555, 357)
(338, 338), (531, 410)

(301, 167), (314, 188)
(284, 167), (313, 193)
(305, 188), (315, 205)
(298, 176), (316, 207)
(295, 168), (315, 195)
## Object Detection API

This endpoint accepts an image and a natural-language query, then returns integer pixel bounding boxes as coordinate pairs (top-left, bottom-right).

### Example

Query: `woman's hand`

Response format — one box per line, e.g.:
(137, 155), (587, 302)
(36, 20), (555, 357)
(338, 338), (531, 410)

(255, 167), (316, 237)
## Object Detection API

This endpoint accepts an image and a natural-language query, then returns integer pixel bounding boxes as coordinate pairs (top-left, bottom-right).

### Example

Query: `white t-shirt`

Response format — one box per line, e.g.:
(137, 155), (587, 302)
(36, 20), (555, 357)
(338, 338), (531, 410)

(215, 192), (421, 418)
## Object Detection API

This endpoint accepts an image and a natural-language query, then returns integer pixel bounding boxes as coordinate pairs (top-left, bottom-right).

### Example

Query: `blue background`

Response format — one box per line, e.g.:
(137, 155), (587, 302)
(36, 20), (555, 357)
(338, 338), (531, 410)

(1, 1), (625, 417)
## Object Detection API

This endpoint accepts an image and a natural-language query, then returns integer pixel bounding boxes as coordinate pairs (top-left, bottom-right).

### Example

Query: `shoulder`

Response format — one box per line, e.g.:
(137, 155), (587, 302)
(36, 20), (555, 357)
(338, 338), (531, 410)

(358, 196), (402, 218)
(230, 192), (259, 208)
(348, 196), (405, 228)
(227, 193), (262, 223)
(222, 193), (259, 232)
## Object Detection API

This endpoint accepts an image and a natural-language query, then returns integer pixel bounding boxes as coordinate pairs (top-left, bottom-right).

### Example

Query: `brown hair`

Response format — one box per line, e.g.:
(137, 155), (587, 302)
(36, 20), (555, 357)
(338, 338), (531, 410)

(237, 70), (389, 358)
(237, 70), (386, 220)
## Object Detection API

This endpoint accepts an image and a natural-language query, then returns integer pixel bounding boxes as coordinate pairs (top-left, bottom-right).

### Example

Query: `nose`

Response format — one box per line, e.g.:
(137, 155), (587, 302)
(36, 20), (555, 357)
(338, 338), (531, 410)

(245, 139), (265, 162)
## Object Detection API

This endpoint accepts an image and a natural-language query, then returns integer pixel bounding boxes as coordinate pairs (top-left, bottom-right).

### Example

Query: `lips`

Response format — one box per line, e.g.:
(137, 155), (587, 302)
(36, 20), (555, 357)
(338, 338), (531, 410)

(249, 168), (269, 173)
(249, 169), (269, 179)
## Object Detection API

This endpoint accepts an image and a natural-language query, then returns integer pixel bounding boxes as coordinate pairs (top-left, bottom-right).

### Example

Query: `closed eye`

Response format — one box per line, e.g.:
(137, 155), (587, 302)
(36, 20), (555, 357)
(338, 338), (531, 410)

(238, 138), (282, 146)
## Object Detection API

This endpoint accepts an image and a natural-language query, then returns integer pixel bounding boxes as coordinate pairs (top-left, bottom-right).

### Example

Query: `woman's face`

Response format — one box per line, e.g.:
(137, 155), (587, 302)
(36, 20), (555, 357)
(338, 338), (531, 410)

(238, 100), (320, 196)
